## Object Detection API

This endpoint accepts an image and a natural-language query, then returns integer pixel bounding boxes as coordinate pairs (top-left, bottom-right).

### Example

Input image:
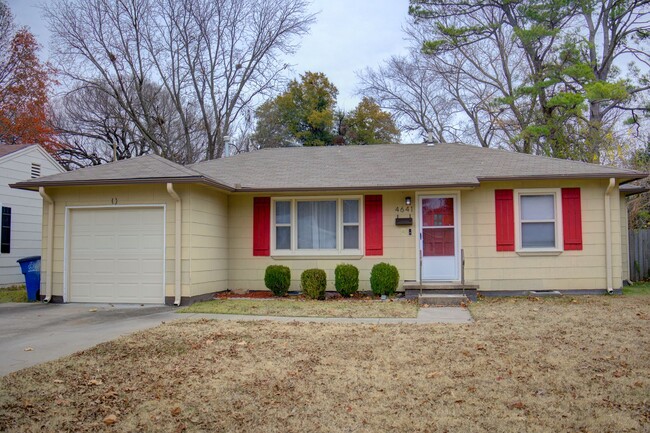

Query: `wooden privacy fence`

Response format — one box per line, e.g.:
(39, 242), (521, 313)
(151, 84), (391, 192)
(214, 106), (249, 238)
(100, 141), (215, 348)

(629, 229), (650, 281)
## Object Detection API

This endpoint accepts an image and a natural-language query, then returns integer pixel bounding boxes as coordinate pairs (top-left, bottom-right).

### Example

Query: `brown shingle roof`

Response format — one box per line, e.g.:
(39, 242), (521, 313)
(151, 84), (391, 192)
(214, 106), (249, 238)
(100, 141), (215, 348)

(11, 154), (233, 190)
(190, 143), (646, 191)
(0, 143), (36, 159)
(12, 143), (646, 191)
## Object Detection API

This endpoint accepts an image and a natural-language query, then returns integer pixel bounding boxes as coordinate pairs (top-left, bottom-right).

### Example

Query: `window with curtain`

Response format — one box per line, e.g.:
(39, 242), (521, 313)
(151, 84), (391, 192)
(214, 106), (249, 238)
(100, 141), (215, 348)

(273, 198), (361, 253)
(520, 194), (556, 248)
(298, 201), (337, 249)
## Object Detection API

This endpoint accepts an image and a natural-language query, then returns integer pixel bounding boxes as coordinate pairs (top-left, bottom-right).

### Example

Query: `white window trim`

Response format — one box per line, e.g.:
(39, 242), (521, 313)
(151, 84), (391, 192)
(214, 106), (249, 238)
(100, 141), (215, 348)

(271, 196), (364, 257)
(514, 188), (563, 254)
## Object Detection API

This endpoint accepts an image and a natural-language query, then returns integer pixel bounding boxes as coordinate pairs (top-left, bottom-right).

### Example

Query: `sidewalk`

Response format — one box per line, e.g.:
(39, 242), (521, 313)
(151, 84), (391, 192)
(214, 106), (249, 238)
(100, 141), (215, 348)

(178, 306), (473, 324)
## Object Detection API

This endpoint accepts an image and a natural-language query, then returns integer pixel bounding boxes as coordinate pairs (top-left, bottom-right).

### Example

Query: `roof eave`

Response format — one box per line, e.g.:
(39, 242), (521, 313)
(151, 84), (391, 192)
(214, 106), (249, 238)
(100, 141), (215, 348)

(235, 183), (480, 193)
(10, 176), (235, 192)
(478, 173), (647, 182)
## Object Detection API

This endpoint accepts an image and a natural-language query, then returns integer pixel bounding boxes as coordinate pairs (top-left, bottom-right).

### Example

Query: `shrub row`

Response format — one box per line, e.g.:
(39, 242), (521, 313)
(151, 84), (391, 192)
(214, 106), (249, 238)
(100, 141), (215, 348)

(263, 262), (399, 298)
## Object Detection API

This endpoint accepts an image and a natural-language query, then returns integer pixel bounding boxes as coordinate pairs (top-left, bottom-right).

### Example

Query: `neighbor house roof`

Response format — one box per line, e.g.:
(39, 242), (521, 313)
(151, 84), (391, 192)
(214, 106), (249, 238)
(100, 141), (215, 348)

(12, 143), (646, 192)
(0, 143), (36, 159)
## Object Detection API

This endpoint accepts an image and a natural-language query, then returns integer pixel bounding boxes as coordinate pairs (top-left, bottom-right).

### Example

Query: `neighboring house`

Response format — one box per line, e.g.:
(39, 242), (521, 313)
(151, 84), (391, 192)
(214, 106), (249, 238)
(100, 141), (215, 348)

(0, 144), (65, 286)
(10, 143), (647, 304)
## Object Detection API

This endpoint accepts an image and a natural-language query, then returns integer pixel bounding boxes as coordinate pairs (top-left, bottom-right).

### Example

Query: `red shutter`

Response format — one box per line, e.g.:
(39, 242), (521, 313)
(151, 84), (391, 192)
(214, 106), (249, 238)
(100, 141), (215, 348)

(562, 188), (582, 250)
(495, 189), (515, 251)
(364, 195), (383, 256)
(253, 197), (271, 256)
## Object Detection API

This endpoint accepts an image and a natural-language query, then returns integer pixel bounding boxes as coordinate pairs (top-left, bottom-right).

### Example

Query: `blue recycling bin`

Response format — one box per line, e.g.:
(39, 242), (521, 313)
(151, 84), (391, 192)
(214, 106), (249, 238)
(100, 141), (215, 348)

(17, 256), (41, 302)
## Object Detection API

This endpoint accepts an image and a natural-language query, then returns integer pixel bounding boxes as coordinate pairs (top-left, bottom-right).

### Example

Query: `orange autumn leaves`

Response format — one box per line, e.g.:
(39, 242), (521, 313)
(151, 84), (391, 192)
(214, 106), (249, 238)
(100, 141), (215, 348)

(0, 29), (58, 151)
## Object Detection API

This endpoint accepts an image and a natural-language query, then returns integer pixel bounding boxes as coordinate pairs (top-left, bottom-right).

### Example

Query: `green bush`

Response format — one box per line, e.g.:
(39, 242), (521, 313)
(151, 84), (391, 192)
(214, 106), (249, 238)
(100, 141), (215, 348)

(301, 269), (327, 300)
(370, 262), (400, 296)
(264, 265), (291, 297)
(335, 264), (359, 297)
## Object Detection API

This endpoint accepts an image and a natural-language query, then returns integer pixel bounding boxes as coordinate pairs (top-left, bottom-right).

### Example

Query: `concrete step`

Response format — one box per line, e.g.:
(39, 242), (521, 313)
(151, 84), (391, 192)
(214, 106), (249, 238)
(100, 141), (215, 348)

(418, 294), (469, 306)
(406, 287), (477, 301)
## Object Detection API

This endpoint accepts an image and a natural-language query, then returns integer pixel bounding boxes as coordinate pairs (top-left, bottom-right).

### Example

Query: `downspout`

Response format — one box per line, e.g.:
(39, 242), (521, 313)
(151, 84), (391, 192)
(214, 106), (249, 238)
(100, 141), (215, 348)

(167, 183), (182, 306)
(38, 187), (54, 303)
(605, 178), (615, 294)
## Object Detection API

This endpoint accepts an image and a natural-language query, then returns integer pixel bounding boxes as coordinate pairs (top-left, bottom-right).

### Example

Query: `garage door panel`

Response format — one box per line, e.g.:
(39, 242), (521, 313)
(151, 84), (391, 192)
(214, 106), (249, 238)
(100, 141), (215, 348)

(69, 207), (164, 304)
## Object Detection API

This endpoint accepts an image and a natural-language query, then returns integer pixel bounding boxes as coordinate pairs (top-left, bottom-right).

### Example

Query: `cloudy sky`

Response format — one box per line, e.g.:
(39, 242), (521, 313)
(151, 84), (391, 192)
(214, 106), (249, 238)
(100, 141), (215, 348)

(6, 0), (412, 110)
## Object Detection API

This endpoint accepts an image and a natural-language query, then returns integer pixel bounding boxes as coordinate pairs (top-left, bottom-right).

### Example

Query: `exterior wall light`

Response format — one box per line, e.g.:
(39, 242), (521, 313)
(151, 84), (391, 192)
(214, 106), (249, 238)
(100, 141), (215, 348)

(405, 196), (412, 206)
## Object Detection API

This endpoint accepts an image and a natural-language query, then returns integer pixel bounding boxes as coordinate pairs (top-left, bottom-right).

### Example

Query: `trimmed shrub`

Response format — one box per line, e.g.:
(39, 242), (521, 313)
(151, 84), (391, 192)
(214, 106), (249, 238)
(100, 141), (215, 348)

(301, 269), (327, 300)
(335, 264), (359, 297)
(264, 265), (291, 297)
(370, 262), (400, 296)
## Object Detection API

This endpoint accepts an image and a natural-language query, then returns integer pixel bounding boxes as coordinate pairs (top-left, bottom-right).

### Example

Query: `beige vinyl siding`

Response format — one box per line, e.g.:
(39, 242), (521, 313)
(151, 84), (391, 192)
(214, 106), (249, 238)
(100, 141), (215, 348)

(620, 194), (630, 282)
(460, 179), (622, 291)
(187, 184), (229, 297)
(41, 184), (188, 300)
(228, 191), (417, 292)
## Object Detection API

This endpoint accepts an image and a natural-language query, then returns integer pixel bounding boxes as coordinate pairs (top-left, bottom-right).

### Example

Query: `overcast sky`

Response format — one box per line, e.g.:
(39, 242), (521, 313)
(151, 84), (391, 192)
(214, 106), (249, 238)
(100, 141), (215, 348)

(6, 0), (412, 110)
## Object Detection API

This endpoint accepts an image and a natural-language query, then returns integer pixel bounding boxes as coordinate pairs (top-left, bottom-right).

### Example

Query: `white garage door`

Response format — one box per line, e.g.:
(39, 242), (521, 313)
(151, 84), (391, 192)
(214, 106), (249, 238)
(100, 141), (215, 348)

(68, 207), (165, 304)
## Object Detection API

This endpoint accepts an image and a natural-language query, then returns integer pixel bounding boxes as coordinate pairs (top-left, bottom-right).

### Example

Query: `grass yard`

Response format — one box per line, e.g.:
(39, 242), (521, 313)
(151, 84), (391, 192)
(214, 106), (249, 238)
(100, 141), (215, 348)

(624, 281), (650, 296)
(1, 295), (649, 432)
(0, 286), (27, 303)
(179, 298), (418, 318)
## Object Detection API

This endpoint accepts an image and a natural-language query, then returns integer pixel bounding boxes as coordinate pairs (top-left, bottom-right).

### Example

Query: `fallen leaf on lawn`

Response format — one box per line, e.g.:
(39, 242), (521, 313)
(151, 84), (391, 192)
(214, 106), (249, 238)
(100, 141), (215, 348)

(205, 339), (214, 345)
(508, 401), (526, 410)
(171, 406), (182, 417)
(24, 347), (33, 352)
(237, 341), (248, 346)
(89, 308), (97, 312)
(426, 371), (442, 379)
(87, 379), (103, 386)
(103, 414), (117, 425)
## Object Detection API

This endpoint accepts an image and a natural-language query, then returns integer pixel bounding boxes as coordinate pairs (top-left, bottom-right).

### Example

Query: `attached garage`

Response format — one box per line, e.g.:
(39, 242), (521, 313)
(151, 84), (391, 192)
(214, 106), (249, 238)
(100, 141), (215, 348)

(67, 206), (165, 304)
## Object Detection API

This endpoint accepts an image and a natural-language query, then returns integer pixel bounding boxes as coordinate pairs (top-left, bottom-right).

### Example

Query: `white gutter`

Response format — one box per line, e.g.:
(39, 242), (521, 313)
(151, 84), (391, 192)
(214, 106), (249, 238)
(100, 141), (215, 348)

(38, 187), (54, 303)
(604, 178), (615, 294)
(167, 183), (182, 306)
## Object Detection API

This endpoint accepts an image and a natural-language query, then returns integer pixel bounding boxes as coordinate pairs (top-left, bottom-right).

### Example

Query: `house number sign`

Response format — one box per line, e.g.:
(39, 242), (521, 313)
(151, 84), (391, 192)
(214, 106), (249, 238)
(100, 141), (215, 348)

(395, 205), (413, 213)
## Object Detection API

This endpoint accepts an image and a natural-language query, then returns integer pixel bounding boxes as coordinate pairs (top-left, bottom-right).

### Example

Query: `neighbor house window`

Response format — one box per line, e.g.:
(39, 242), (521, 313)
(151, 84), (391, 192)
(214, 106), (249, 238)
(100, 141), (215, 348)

(517, 191), (559, 250)
(1, 206), (10, 254)
(272, 198), (361, 254)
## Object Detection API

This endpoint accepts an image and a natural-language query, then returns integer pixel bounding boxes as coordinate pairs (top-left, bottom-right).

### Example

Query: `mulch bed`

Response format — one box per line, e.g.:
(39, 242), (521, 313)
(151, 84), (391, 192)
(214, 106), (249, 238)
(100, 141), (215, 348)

(213, 291), (386, 301)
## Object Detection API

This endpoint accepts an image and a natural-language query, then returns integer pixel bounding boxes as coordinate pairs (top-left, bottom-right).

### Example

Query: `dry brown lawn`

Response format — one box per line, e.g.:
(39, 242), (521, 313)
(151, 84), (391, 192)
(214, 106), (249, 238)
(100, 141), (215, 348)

(1, 295), (649, 433)
(178, 298), (418, 318)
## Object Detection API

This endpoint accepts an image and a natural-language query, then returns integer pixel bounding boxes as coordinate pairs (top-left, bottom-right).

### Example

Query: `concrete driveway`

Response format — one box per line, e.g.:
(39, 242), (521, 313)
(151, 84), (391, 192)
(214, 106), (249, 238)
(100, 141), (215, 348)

(0, 303), (178, 376)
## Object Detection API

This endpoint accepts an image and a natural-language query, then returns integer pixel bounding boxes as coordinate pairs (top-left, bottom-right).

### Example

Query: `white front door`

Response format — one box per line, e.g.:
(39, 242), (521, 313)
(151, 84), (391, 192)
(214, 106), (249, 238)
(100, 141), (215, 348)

(420, 195), (459, 281)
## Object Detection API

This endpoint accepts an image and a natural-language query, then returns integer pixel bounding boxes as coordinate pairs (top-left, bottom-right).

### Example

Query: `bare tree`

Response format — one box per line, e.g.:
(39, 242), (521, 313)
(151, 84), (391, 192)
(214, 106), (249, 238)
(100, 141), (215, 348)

(0, 0), (14, 101)
(357, 53), (461, 143)
(53, 79), (202, 169)
(407, 0), (650, 161)
(43, 0), (315, 163)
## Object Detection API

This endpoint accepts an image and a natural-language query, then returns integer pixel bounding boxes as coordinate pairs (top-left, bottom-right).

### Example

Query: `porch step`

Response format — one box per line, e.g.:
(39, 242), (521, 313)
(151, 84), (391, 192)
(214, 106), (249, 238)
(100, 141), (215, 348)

(418, 294), (469, 306)
(404, 283), (478, 302)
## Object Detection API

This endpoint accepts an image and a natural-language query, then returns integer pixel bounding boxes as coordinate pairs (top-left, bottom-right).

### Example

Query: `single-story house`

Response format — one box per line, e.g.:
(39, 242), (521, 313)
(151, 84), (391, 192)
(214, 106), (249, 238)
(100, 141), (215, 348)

(10, 142), (647, 305)
(0, 144), (65, 286)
